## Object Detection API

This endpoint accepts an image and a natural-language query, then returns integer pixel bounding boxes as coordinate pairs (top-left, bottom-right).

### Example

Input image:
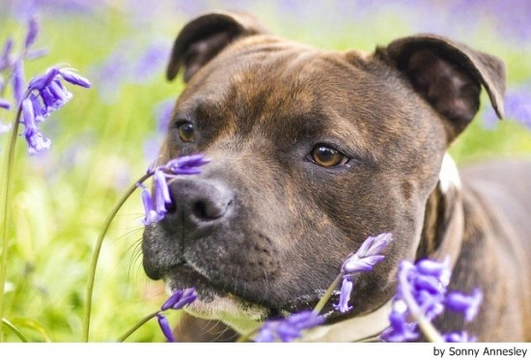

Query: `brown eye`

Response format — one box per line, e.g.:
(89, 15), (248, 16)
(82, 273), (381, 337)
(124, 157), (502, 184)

(177, 122), (195, 142)
(310, 145), (348, 167)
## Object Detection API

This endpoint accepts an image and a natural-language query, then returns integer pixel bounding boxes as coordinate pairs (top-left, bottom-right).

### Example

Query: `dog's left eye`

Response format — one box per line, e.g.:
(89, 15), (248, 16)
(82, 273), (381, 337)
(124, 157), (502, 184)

(176, 121), (195, 143)
(309, 145), (349, 167)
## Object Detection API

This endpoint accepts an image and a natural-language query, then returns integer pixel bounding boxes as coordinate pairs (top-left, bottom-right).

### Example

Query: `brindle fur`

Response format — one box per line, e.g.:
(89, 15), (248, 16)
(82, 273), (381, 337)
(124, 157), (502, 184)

(142, 11), (531, 341)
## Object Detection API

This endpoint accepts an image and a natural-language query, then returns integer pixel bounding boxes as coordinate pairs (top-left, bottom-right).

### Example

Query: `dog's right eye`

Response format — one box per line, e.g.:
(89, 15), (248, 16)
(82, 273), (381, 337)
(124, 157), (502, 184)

(176, 121), (195, 143)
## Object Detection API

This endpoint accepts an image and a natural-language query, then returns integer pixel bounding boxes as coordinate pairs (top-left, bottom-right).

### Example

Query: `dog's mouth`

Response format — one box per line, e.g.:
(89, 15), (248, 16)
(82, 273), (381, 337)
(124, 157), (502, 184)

(162, 261), (341, 326)
(162, 262), (275, 330)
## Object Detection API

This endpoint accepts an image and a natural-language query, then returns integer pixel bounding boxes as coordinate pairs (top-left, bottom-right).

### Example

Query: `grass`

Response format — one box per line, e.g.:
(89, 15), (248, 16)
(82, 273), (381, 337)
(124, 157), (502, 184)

(0, 0), (530, 342)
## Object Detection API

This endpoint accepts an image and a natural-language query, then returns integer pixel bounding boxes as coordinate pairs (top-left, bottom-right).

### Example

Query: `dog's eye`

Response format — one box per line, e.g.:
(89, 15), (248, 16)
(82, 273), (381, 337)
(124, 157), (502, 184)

(176, 121), (195, 143)
(309, 145), (348, 167)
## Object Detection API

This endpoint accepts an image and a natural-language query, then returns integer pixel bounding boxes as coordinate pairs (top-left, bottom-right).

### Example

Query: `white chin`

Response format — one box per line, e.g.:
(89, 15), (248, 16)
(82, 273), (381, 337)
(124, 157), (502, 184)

(165, 283), (269, 334)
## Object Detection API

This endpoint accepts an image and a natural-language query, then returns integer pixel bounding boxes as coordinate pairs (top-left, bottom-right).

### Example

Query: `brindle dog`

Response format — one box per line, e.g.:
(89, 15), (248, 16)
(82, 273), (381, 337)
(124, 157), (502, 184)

(142, 11), (531, 341)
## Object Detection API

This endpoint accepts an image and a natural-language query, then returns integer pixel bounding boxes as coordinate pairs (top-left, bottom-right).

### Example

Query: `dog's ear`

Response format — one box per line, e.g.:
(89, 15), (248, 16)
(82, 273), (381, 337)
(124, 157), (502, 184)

(166, 11), (268, 82)
(377, 34), (505, 142)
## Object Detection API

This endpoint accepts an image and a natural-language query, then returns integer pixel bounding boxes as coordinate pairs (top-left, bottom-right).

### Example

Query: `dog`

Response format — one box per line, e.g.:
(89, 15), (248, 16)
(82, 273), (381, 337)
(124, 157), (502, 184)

(141, 11), (531, 342)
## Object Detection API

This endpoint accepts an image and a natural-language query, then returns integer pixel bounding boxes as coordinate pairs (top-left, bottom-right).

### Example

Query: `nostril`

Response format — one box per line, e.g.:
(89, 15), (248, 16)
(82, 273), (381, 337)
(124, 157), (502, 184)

(192, 201), (208, 220)
(191, 197), (228, 221)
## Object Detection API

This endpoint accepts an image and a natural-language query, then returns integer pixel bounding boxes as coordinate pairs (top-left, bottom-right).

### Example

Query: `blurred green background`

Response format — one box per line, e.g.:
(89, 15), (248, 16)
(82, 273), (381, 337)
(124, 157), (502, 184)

(0, 0), (530, 342)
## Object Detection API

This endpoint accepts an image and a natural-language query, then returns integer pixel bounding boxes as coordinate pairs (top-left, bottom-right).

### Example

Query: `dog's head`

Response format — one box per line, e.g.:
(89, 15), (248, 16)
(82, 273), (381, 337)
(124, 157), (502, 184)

(142, 11), (505, 332)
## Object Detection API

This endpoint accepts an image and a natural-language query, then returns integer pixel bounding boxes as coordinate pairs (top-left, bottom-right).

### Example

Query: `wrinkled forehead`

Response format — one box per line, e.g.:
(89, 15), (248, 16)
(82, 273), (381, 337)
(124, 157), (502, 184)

(174, 38), (404, 154)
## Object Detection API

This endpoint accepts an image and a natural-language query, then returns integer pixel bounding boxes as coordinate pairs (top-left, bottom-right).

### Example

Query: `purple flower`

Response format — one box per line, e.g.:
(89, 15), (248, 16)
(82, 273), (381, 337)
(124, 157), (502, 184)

(16, 66), (90, 154)
(26, 47), (49, 60)
(24, 16), (39, 49)
(255, 310), (324, 342)
(341, 233), (392, 274)
(333, 233), (392, 313)
(381, 309), (419, 342)
(138, 183), (163, 226)
(155, 98), (175, 133)
(155, 288), (197, 342)
(396, 260), (446, 322)
(159, 154), (211, 176)
(483, 90), (531, 130)
(12, 60), (26, 105)
(133, 43), (169, 83)
(443, 331), (477, 343)
(156, 314), (176, 342)
(0, 38), (14, 71)
(139, 154), (210, 225)
(59, 68), (91, 88)
(160, 288), (197, 311)
(383, 258), (482, 342)
(0, 98), (10, 110)
(154, 168), (171, 216)
(333, 277), (353, 313)
(445, 289), (483, 322)
(22, 98), (50, 155)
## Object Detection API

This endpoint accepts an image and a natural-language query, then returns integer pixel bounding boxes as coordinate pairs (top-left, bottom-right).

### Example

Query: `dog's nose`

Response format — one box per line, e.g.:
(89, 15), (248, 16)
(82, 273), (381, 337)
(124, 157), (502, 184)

(166, 178), (233, 224)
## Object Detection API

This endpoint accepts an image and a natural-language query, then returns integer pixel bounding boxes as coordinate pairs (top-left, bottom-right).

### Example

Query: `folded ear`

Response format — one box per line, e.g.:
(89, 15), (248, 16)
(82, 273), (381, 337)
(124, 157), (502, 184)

(166, 11), (269, 82)
(376, 34), (506, 141)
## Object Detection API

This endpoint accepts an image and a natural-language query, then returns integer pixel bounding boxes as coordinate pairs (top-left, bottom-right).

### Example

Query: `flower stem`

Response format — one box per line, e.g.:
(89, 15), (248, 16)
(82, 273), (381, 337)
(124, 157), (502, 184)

(0, 106), (22, 343)
(82, 173), (151, 342)
(236, 325), (262, 343)
(116, 310), (160, 342)
(2, 317), (28, 342)
(312, 274), (342, 315)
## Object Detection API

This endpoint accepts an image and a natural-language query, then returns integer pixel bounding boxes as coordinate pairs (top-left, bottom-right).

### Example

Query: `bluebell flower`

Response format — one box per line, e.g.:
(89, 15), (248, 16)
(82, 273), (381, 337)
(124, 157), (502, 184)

(12, 60), (25, 105)
(395, 260), (447, 322)
(139, 155), (210, 225)
(0, 98), (10, 110)
(483, 90), (531, 130)
(443, 331), (477, 343)
(25, 47), (49, 60)
(341, 233), (392, 274)
(445, 289), (483, 323)
(17, 66), (90, 154)
(155, 288), (197, 342)
(156, 314), (176, 342)
(0, 38), (14, 71)
(255, 310), (324, 342)
(138, 183), (163, 226)
(160, 288), (197, 311)
(383, 258), (482, 342)
(162, 154), (211, 176)
(333, 277), (353, 313)
(155, 98), (175, 133)
(21, 98), (50, 155)
(24, 16), (39, 49)
(154, 168), (171, 216)
(133, 43), (169, 83)
(334, 233), (392, 313)
(381, 308), (419, 342)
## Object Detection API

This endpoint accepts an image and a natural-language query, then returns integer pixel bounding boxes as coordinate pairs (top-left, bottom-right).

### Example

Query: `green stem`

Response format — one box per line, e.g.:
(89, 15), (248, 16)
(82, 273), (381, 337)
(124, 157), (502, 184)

(116, 310), (159, 342)
(236, 325), (262, 343)
(82, 173), (151, 342)
(312, 274), (342, 315)
(2, 317), (28, 342)
(0, 106), (22, 343)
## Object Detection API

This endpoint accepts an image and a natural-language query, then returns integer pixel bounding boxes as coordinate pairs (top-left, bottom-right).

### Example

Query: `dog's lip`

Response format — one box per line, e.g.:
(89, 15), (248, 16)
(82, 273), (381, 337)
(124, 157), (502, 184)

(165, 262), (226, 295)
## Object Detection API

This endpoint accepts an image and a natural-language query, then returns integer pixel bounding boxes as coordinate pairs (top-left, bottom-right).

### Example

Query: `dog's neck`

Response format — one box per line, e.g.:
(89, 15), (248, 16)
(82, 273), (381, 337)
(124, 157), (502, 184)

(417, 153), (464, 268)
(302, 300), (393, 342)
